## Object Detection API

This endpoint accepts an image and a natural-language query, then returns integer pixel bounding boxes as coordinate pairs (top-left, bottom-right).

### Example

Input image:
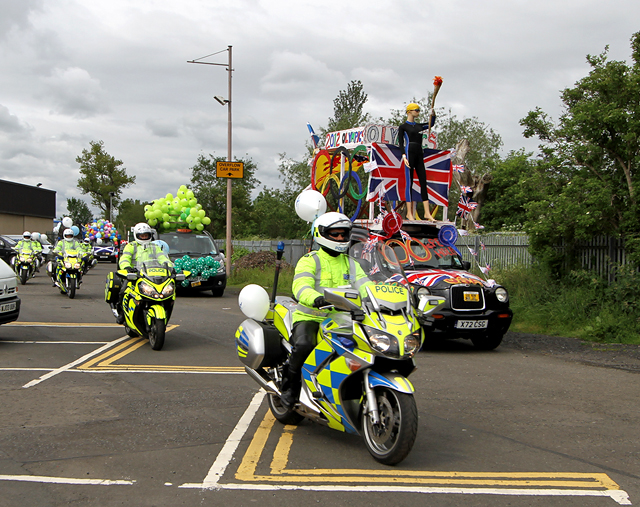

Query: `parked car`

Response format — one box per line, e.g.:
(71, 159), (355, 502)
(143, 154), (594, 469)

(356, 222), (513, 350)
(5, 234), (51, 257)
(0, 257), (20, 325)
(93, 241), (118, 263)
(0, 236), (17, 264)
(157, 230), (226, 297)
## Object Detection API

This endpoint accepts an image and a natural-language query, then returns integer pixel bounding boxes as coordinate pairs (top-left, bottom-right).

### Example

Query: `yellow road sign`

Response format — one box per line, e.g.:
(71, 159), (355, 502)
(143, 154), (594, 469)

(216, 161), (244, 179)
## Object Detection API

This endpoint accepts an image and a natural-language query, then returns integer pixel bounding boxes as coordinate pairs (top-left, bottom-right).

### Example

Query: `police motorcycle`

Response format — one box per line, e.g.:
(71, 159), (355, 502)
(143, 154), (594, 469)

(105, 258), (188, 350)
(13, 249), (37, 285)
(80, 239), (96, 274)
(236, 241), (445, 465)
(54, 247), (83, 298)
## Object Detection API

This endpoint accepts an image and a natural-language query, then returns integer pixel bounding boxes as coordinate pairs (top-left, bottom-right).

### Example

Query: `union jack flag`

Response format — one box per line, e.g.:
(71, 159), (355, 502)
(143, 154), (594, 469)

(456, 194), (477, 218)
(460, 185), (473, 194)
(453, 164), (465, 173)
(366, 143), (452, 206)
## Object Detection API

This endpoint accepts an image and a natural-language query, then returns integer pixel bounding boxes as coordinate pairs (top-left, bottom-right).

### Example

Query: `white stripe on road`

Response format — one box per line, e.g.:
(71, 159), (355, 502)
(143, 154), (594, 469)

(200, 390), (266, 489)
(180, 483), (631, 504)
(22, 336), (131, 389)
(0, 474), (134, 486)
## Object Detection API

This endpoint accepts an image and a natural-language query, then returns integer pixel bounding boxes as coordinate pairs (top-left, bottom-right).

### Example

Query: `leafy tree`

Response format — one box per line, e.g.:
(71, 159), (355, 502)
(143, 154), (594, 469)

(252, 154), (310, 239)
(189, 154), (260, 238)
(115, 199), (146, 239)
(325, 80), (372, 134)
(76, 140), (135, 219)
(520, 31), (640, 263)
(65, 197), (93, 226)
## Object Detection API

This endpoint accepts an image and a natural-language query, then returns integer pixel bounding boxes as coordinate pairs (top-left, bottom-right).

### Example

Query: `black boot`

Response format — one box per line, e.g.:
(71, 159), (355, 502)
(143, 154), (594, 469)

(280, 372), (301, 410)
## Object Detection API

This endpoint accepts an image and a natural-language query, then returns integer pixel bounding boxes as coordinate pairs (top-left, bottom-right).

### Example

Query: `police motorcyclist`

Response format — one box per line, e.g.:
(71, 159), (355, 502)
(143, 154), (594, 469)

(13, 231), (42, 271)
(113, 223), (172, 323)
(51, 229), (83, 287)
(280, 212), (371, 409)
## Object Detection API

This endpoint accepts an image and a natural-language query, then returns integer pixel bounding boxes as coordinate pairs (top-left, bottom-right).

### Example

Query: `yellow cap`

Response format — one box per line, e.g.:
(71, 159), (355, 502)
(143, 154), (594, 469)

(406, 103), (420, 112)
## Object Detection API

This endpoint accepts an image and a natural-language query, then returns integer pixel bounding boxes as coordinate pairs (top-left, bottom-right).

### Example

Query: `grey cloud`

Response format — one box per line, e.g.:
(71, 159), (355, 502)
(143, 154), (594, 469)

(0, 0), (43, 39)
(42, 67), (109, 118)
(0, 105), (30, 134)
(146, 119), (180, 138)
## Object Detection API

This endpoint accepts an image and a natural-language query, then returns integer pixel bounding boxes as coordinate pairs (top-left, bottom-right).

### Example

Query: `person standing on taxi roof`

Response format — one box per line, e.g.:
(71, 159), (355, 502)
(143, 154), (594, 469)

(398, 103), (436, 221)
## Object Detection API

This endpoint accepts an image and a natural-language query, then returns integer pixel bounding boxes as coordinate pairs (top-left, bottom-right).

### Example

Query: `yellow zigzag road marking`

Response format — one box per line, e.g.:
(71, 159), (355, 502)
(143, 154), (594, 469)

(236, 411), (622, 491)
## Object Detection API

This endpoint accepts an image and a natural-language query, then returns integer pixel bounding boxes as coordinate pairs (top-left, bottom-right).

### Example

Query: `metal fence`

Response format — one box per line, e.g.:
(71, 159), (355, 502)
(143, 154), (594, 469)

(221, 234), (631, 279)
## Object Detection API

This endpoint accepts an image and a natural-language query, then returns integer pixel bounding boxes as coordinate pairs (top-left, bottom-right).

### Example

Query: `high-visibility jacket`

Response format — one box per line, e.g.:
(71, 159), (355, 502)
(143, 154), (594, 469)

(15, 240), (41, 254)
(119, 242), (171, 270)
(53, 239), (82, 256)
(291, 248), (371, 324)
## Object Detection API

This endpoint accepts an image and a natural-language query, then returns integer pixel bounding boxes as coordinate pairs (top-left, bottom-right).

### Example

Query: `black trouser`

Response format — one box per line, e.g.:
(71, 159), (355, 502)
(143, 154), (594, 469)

(288, 321), (320, 378)
(408, 142), (428, 201)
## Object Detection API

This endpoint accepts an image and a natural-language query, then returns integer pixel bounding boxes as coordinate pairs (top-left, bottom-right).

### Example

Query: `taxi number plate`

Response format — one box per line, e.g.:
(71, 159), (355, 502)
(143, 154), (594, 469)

(191, 281), (201, 287)
(455, 319), (488, 329)
(0, 302), (17, 313)
(463, 292), (480, 302)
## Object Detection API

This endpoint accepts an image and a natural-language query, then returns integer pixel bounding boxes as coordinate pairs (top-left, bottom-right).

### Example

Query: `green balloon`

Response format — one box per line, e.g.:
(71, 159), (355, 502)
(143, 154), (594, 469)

(190, 208), (198, 216)
(193, 216), (201, 224)
(196, 224), (204, 231)
(202, 216), (211, 225)
(198, 210), (205, 218)
(163, 221), (170, 229)
(148, 218), (158, 226)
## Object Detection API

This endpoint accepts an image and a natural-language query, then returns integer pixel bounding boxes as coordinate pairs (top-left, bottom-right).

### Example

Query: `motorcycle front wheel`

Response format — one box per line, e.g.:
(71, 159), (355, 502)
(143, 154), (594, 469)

(20, 268), (28, 285)
(67, 278), (76, 299)
(148, 318), (165, 350)
(362, 387), (418, 466)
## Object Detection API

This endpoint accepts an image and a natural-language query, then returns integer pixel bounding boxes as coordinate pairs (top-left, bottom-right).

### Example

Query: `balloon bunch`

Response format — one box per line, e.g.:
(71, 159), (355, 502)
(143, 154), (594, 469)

(174, 255), (220, 287)
(87, 219), (119, 244)
(144, 185), (212, 233)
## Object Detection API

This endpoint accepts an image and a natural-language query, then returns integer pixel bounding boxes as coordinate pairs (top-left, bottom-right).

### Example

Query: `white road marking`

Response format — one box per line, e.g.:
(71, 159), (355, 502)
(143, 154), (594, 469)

(0, 474), (134, 486)
(22, 336), (131, 388)
(199, 390), (266, 489)
(181, 483), (631, 504)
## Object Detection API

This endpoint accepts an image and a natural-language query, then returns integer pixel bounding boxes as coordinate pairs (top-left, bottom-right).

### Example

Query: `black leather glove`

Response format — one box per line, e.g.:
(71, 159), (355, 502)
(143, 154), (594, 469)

(313, 296), (328, 308)
(126, 266), (136, 273)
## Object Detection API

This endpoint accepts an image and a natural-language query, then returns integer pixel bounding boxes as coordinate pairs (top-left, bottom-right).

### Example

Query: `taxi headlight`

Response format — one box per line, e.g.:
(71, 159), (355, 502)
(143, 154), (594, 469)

(495, 287), (509, 303)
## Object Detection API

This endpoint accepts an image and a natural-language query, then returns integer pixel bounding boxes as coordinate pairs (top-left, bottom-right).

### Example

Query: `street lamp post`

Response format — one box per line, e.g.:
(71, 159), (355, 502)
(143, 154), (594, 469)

(109, 192), (115, 223)
(188, 46), (233, 277)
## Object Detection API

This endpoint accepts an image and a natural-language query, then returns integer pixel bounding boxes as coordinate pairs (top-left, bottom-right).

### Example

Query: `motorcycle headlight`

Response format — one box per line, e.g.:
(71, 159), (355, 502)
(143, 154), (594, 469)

(404, 332), (422, 356)
(64, 262), (72, 269)
(74, 263), (81, 269)
(139, 280), (160, 297)
(162, 282), (175, 297)
(495, 287), (509, 303)
(363, 326), (399, 356)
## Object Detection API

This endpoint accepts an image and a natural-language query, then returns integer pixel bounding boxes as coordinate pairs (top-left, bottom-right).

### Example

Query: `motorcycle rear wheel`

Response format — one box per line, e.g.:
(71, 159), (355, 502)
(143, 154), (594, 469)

(362, 387), (418, 465)
(267, 393), (304, 425)
(149, 318), (165, 351)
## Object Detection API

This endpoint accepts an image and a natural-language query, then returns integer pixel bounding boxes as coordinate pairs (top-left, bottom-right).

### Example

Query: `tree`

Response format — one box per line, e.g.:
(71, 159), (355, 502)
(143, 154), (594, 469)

(115, 199), (146, 239)
(520, 31), (640, 263)
(189, 154), (260, 238)
(65, 197), (93, 226)
(76, 140), (136, 219)
(325, 80), (372, 134)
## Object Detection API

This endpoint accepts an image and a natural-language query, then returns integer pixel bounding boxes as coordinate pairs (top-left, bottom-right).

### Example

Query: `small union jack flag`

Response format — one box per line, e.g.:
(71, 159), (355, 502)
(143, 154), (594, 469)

(453, 164), (465, 173)
(456, 194), (477, 218)
(460, 185), (473, 194)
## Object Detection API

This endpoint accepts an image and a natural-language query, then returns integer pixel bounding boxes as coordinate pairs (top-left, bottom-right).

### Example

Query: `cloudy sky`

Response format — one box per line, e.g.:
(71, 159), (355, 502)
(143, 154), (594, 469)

(1, 0), (639, 217)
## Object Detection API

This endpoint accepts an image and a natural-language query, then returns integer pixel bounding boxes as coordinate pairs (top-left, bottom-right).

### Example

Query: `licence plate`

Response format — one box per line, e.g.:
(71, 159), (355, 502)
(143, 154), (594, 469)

(455, 319), (488, 329)
(191, 281), (201, 287)
(100, 256), (109, 259)
(463, 291), (480, 302)
(0, 302), (17, 313)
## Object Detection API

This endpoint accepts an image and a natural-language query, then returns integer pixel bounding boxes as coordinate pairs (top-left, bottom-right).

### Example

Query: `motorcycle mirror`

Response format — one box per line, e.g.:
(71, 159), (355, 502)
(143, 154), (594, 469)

(127, 272), (137, 281)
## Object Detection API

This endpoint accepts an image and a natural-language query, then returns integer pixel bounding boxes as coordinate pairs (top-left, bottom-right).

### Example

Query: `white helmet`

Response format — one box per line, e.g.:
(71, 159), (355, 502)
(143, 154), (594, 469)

(22, 231), (31, 240)
(133, 222), (152, 246)
(312, 212), (352, 254)
(31, 232), (40, 241)
(83, 237), (91, 244)
(63, 228), (74, 241)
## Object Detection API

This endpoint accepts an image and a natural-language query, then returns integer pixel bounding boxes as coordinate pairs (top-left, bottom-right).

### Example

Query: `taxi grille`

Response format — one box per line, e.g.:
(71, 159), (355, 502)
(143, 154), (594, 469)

(451, 285), (485, 311)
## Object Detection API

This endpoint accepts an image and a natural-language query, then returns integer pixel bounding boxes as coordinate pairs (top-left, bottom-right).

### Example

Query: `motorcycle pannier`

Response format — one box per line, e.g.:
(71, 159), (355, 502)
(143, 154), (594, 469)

(236, 319), (284, 369)
(104, 272), (121, 303)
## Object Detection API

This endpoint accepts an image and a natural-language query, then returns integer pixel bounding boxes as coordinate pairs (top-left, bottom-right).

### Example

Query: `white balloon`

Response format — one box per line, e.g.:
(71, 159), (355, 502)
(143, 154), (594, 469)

(62, 216), (73, 228)
(238, 284), (270, 321)
(295, 190), (327, 222)
(96, 238), (103, 245)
